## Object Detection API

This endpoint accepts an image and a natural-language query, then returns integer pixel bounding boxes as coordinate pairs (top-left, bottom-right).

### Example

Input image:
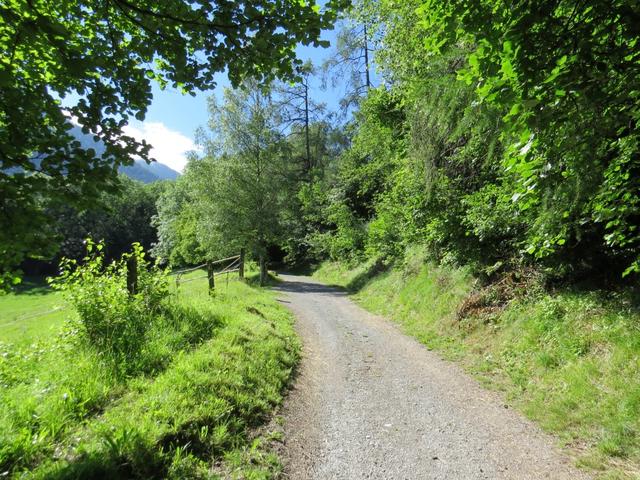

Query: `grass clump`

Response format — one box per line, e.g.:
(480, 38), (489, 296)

(1, 246), (298, 479)
(314, 254), (640, 479)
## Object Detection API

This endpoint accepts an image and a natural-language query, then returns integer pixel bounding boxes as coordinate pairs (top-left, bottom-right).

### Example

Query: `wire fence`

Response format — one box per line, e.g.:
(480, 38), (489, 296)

(173, 263), (208, 286)
(0, 306), (66, 327)
(176, 273), (208, 285)
(214, 257), (241, 276)
(174, 249), (245, 294)
(4, 250), (246, 327)
(172, 263), (207, 276)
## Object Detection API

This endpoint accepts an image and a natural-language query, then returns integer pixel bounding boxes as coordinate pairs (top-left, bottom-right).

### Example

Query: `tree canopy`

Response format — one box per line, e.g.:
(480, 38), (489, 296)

(0, 0), (346, 286)
(412, 0), (640, 275)
(4, 0), (640, 289)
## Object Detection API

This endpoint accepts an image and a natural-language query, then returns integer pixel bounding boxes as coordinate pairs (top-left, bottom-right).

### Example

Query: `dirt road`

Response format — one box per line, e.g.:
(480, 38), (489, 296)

(274, 274), (590, 480)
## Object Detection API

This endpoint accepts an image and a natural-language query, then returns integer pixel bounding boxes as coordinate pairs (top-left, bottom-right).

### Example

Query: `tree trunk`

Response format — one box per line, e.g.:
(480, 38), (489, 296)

(304, 79), (311, 177)
(259, 254), (267, 286)
(364, 24), (371, 89)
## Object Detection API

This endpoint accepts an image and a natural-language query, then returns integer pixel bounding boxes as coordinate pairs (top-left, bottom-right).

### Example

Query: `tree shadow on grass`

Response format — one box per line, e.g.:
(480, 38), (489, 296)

(12, 276), (54, 296)
(343, 258), (389, 293)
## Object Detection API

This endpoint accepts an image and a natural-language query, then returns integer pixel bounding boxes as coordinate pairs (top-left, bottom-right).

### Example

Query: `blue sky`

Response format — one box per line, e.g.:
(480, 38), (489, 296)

(124, 27), (347, 173)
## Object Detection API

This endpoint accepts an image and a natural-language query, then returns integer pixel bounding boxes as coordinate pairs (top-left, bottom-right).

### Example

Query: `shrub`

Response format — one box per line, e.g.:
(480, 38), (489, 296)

(50, 240), (169, 377)
(325, 202), (366, 261)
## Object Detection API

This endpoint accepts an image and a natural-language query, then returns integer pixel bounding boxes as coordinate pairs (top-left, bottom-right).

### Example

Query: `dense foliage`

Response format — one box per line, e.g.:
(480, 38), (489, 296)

(142, 0), (640, 288)
(0, 0), (346, 287)
(18, 0), (633, 284)
(152, 79), (346, 279)
(12, 175), (164, 279)
(268, 0), (639, 283)
(52, 177), (164, 263)
(411, 0), (640, 277)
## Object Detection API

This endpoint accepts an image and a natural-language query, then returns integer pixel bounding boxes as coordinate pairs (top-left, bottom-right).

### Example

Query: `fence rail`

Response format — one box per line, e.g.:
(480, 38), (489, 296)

(215, 268), (239, 276)
(123, 249), (245, 296)
(209, 255), (240, 266)
(173, 248), (245, 295)
(174, 263), (208, 289)
(173, 263), (207, 276)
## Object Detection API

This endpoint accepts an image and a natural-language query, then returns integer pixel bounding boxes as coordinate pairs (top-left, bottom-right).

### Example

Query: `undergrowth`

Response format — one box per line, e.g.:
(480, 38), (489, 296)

(315, 251), (640, 480)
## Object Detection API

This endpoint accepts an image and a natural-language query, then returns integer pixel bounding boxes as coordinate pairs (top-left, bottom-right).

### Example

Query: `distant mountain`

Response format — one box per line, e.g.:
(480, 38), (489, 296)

(143, 160), (180, 181)
(121, 160), (180, 183)
(69, 126), (180, 183)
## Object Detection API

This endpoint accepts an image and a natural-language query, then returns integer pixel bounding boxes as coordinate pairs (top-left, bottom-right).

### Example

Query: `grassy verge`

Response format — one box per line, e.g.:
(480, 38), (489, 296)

(1, 269), (298, 479)
(315, 255), (640, 480)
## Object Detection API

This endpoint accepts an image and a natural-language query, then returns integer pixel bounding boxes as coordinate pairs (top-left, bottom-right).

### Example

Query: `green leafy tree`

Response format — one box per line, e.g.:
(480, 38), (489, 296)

(413, 0), (640, 276)
(151, 172), (205, 267)
(193, 84), (289, 284)
(0, 0), (346, 287)
(280, 121), (347, 265)
(305, 3), (516, 273)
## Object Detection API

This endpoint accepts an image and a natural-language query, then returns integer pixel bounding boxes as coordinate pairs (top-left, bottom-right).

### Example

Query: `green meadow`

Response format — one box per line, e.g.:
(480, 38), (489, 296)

(0, 279), (68, 345)
(0, 269), (297, 479)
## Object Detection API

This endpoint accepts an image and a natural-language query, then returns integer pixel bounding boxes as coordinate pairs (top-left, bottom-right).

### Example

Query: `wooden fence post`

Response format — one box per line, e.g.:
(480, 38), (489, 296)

(259, 254), (267, 287)
(239, 248), (245, 280)
(207, 261), (215, 295)
(126, 255), (138, 295)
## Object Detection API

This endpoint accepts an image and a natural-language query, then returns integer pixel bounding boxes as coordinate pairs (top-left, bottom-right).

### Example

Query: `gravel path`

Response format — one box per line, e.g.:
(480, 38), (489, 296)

(274, 274), (591, 480)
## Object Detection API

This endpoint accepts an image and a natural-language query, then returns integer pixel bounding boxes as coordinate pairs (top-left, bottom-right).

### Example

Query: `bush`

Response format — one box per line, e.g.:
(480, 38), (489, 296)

(50, 240), (169, 377)
(325, 202), (367, 261)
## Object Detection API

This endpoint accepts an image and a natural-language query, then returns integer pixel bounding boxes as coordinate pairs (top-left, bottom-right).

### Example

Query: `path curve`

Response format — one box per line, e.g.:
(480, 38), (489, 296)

(274, 274), (590, 480)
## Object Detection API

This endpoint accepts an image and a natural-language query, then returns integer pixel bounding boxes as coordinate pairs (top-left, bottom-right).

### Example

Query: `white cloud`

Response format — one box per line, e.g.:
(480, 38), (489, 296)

(123, 122), (200, 173)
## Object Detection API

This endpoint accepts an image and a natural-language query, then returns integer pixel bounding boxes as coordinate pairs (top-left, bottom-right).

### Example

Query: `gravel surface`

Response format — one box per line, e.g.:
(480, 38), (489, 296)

(274, 274), (591, 480)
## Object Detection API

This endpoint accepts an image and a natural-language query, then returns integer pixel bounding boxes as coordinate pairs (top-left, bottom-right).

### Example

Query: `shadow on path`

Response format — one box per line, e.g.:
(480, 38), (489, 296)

(274, 276), (348, 297)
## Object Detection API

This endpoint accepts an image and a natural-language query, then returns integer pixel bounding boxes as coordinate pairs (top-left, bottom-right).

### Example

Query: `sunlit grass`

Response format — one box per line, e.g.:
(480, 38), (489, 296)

(0, 269), (298, 479)
(0, 278), (69, 345)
